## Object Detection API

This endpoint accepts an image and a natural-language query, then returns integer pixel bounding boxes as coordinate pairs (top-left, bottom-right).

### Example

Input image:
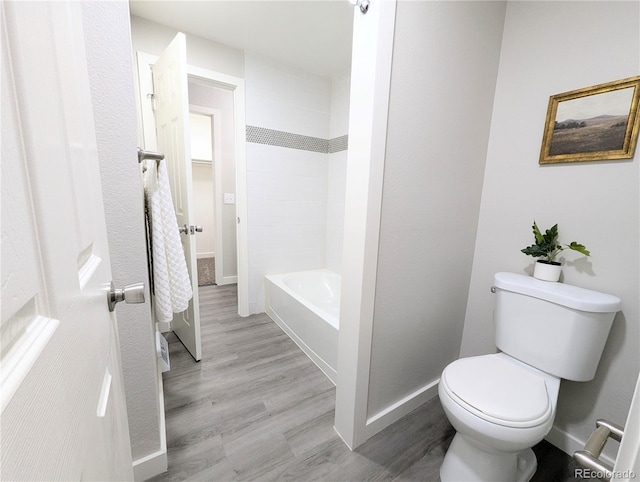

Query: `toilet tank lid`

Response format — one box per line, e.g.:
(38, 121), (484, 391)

(494, 272), (622, 313)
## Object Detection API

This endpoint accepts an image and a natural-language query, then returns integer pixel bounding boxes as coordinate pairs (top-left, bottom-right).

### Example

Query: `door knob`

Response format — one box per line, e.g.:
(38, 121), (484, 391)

(190, 225), (203, 234)
(178, 224), (188, 234)
(108, 282), (145, 312)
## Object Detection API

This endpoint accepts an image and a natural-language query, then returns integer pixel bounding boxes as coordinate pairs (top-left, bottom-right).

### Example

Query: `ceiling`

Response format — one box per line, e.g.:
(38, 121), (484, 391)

(129, 0), (354, 78)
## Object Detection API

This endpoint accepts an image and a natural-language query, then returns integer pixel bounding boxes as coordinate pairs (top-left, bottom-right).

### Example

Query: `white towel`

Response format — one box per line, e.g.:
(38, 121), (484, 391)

(143, 158), (193, 322)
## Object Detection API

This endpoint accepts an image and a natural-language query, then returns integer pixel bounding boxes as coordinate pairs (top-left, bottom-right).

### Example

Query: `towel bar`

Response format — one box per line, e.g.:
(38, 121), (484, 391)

(137, 147), (164, 163)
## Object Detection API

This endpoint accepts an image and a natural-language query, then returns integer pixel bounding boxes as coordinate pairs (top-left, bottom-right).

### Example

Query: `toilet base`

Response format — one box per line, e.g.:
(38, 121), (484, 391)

(440, 433), (537, 482)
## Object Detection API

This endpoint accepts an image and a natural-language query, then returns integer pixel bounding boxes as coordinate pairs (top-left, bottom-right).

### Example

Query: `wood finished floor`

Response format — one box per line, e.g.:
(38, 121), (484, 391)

(150, 284), (586, 482)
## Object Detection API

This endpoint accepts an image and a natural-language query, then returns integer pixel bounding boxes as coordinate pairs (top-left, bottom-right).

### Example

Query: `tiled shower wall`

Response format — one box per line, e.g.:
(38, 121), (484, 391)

(245, 52), (350, 313)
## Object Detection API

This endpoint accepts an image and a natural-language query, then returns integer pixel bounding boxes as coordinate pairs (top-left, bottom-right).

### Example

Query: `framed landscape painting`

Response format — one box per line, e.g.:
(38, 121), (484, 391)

(539, 76), (640, 164)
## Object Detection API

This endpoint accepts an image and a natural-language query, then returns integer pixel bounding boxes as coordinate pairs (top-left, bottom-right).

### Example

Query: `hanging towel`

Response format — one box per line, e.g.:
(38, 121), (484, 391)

(143, 158), (193, 322)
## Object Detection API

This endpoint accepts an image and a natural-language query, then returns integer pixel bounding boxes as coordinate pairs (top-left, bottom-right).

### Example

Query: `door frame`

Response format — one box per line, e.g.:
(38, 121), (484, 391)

(136, 51), (249, 317)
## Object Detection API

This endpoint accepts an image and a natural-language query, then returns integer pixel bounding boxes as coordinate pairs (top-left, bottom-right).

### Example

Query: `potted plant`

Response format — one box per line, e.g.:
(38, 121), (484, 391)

(521, 221), (590, 281)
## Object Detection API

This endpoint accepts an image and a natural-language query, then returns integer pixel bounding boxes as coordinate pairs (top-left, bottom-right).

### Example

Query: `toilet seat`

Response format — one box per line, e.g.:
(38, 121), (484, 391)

(441, 354), (553, 428)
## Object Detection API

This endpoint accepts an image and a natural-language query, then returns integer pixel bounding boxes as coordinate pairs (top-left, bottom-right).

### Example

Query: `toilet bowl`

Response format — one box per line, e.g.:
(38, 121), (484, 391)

(438, 272), (621, 482)
(438, 353), (560, 481)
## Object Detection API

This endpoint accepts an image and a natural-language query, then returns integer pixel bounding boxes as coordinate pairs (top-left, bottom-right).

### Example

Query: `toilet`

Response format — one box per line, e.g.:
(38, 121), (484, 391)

(439, 272), (621, 482)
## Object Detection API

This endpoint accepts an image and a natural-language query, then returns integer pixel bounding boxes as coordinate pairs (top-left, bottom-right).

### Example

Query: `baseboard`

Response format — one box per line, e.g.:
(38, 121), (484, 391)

(219, 275), (238, 285)
(364, 379), (440, 439)
(546, 424), (616, 466)
(196, 252), (215, 259)
(333, 423), (355, 451)
(132, 448), (167, 481)
(132, 353), (168, 481)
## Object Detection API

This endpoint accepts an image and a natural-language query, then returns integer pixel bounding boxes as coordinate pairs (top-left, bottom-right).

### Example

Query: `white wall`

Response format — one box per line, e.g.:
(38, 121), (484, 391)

(189, 113), (216, 258)
(367, 0), (506, 423)
(130, 15), (244, 79)
(245, 52), (333, 313)
(129, 15), (244, 153)
(461, 1), (640, 461)
(81, 1), (164, 475)
(192, 163), (215, 258)
(245, 51), (332, 138)
(190, 113), (213, 160)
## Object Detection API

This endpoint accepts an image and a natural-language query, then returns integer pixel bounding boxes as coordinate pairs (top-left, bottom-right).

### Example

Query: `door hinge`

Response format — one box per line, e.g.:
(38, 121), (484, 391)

(147, 92), (156, 111)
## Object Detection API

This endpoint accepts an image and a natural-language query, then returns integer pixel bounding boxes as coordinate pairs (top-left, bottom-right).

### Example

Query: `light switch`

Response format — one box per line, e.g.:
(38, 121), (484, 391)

(223, 193), (235, 204)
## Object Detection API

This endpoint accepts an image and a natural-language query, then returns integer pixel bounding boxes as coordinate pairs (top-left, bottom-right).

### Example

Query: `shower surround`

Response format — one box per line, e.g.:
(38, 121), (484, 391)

(245, 52), (350, 314)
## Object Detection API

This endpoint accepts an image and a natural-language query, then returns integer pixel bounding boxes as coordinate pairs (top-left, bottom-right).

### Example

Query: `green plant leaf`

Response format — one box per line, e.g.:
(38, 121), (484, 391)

(532, 221), (544, 244)
(521, 245), (547, 258)
(567, 241), (590, 257)
(544, 224), (559, 245)
(523, 222), (563, 262)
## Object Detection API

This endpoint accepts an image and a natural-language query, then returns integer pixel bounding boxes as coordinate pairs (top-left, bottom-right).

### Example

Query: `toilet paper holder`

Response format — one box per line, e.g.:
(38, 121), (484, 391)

(573, 418), (624, 481)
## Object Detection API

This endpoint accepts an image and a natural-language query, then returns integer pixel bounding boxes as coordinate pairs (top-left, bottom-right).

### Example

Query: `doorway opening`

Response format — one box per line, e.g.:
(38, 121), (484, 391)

(136, 43), (248, 365)
(189, 110), (218, 287)
(136, 48), (249, 311)
(188, 79), (239, 289)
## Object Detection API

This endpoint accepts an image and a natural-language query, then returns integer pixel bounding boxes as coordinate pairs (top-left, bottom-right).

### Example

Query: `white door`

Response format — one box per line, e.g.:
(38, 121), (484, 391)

(152, 33), (202, 361)
(1, 2), (133, 480)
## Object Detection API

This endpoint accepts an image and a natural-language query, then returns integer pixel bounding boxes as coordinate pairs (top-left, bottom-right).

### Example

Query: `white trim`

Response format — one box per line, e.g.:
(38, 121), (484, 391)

(196, 252), (215, 259)
(77, 253), (101, 289)
(135, 51), (249, 317)
(219, 275), (238, 285)
(365, 379), (440, 439)
(333, 0), (397, 449)
(96, 370), (112, 418)
(132, 357), (168, 481)
(546, 424), (616, 467)
(232, 80), (249, 315)
(132, 449), (167, 482)
(0, 316), (60, 413)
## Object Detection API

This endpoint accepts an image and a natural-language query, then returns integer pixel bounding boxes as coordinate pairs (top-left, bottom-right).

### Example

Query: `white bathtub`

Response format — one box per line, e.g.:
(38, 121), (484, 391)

(265, 269), (340, 384)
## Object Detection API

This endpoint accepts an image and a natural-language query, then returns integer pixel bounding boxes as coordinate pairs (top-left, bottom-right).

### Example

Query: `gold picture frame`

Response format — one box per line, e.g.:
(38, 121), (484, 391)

(539, 75), (640, 164)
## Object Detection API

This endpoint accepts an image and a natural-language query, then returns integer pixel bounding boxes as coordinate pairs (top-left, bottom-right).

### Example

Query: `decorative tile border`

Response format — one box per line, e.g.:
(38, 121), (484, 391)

(246, 125), (348, 154)
(329, 135), (348, 154)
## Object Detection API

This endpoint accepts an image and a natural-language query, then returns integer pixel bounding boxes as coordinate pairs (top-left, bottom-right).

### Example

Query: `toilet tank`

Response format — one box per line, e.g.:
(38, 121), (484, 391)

(493, 272), (621, 382)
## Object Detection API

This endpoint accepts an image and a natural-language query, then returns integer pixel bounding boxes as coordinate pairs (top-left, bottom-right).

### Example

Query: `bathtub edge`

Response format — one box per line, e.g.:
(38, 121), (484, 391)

(265, 304), (337, 386)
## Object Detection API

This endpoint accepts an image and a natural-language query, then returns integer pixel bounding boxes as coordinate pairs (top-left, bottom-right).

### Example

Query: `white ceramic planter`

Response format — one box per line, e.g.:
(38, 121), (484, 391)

(533, 261), (562, 282)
